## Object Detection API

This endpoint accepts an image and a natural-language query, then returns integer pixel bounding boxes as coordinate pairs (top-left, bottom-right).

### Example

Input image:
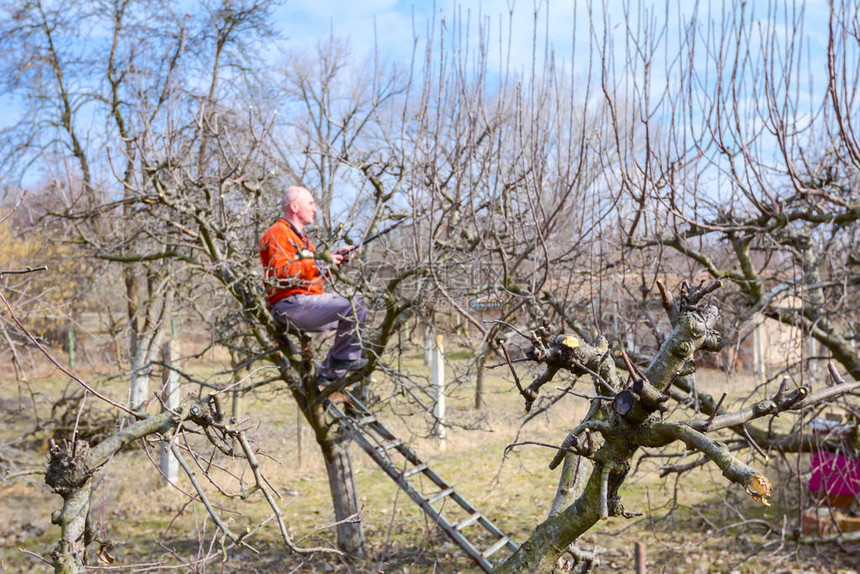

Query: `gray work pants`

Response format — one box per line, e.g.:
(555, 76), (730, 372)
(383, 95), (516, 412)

(271, 293), (366, 378)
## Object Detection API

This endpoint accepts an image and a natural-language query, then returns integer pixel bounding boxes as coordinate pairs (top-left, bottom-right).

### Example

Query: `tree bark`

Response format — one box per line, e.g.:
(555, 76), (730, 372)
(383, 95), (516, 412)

(475, 341), (489, 409)
(47, 441), (91, 574)
(495, 467), (603, 574)
(320, 435), (365, 556)
(549, 453), (592, 516)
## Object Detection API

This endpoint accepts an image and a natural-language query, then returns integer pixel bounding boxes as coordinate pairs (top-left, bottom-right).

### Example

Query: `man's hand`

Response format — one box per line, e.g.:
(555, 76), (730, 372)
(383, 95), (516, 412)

(332, 245), (357, 267)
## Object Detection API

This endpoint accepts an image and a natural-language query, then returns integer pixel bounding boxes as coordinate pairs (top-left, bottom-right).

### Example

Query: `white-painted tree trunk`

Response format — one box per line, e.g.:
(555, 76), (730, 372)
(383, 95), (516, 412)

(160, 340), (179, 484)
(129, 354), (150, 411)
(423, 324), (432, 367)
(432, 334), (446, 450)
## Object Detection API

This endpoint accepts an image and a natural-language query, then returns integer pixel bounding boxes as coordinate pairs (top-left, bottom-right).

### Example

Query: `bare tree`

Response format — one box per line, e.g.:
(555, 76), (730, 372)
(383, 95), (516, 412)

(4, 1), (858, 571)
(493, 281), (858, 573)
(491, 1), (860, 571)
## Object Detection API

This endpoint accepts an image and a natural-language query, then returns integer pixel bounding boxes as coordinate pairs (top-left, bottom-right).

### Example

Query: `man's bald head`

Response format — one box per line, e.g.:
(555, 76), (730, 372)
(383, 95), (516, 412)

(281, 186), (317, 231)
(282, 186), (309, 213)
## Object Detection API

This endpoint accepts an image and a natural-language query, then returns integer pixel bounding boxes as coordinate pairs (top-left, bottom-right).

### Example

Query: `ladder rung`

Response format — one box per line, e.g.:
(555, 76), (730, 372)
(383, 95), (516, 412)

(354, 415), (377, 426)
(402, 462), (428, 478)
(378, 439), (402, 452)
(482, 534), (511, 558)
(426, 486), (455, 505)
(452, 511), (482, 531)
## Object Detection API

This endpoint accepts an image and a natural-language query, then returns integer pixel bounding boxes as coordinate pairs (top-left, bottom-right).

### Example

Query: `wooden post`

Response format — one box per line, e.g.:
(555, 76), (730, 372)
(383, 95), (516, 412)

(231, 389), (241, 420)
(432, 334), (446, 451)
(807, 337), (821, 379)
(753, 318), (765, 382)
(634, 541), (646, 574)
(67, 320), (75, 370)
(160, 339), (179, 484)
(296, 403), (302, 467)
(231, 388), (242, 452)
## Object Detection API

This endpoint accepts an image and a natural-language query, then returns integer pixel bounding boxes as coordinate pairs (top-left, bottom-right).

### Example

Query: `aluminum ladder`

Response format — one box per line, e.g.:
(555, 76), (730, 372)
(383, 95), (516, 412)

(326, 390), (519, 572)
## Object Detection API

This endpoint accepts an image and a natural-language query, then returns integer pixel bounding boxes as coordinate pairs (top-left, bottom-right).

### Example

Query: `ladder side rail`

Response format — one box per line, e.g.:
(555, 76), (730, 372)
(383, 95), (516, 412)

(445, 487), (519, 551)
(356, 417), (425, 467)
(420, 468), (516, 546)
(328, 400), (513, 572)
(339, 416), (495, 572)
(354, 419), (424, 467)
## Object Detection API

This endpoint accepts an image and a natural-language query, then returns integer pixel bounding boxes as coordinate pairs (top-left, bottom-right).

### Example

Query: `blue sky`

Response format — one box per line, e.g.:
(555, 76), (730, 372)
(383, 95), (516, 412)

(273, 0), (832, 75)
(274, 0), (589, 76)
(0, 0), (834, 127)
(0, 0), (839, 194)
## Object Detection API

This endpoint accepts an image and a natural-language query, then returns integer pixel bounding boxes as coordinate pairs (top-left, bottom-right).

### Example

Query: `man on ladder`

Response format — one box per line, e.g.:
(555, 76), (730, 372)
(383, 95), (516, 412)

(259, 185), (367, 383)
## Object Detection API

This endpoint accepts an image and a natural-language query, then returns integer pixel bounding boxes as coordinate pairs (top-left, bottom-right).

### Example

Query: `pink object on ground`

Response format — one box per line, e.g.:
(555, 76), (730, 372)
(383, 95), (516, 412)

(809, 452), (860, 497)
(807, 417), (860, 501)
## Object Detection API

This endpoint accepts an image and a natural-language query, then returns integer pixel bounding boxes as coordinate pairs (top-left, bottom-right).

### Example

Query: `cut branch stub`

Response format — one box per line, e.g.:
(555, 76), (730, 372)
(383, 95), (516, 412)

(612, 379), (669, 424)
(632, 379), (669, 411)
(746, 474), (773, 506)
(46, 439), (92, 495)
(612, 390), (638, 418)
(522, 332), (618, 412)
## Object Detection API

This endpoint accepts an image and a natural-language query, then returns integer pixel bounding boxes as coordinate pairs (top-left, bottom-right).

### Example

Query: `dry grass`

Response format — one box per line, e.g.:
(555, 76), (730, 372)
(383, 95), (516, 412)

(0, 349), (856, 573)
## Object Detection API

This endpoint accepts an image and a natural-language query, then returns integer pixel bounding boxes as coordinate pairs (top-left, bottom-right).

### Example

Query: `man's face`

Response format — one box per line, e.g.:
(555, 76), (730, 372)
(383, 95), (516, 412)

(291, 189), (317, 226)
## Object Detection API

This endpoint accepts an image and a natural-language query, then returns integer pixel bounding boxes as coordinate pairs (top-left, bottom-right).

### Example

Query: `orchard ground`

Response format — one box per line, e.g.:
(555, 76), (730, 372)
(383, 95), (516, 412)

(0, 345), (856, 573)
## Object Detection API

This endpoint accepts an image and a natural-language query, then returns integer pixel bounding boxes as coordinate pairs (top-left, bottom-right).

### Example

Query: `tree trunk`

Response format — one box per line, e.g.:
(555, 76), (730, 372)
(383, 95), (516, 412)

(475, 341), (489, 409)
(494, 467), (603, 573)
(46, 440), (93, 574)
(129, 351), (150, 410)
(423, 324), (432, 367)
(320, 436), (366, 556)
(549, 454), (592, 516)
(277, 322), (367, 557)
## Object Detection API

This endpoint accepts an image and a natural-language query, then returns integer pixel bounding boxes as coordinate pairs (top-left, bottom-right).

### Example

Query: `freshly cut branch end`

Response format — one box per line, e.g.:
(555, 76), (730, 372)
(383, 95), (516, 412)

(562, 336), (581, 349)
(745, 474), (772, 506)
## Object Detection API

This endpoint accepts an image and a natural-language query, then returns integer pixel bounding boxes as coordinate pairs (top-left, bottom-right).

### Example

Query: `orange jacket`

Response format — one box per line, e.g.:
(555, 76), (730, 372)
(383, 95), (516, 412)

(259, 219), (324, 305)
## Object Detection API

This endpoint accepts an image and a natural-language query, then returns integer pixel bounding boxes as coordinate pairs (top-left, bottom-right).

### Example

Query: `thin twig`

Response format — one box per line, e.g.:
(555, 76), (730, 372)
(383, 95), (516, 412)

(17, 548), (52, 565)
(6, 469), (46, 479)
(704, 392), (728, 429)
(503, 440), (583, 458)
(233, 431), (342, 555)
(487, 356), (531, 369)
(0, 265), (48, 275)
(502, 344), (525, 395)
(555, 387), (614, 401)
(571, 359), (617, 396)
(169, 442), (254, 551)
(0, 190), (29, 224)
(71, 391), (89, 457)
(739, 424), (769, 461)
(621, 348), (647, 382)
(482, 319), (530, 340)
(0, 289), (140, 418)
